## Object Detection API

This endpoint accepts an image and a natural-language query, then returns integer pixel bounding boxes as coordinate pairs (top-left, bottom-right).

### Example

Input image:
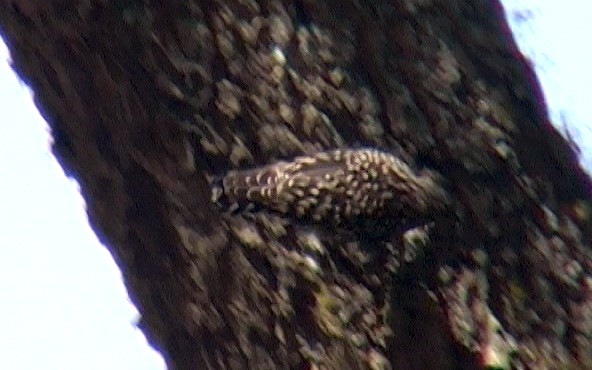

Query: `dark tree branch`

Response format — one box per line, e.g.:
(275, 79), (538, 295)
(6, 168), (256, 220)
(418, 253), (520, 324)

(1, 1), (591, 369)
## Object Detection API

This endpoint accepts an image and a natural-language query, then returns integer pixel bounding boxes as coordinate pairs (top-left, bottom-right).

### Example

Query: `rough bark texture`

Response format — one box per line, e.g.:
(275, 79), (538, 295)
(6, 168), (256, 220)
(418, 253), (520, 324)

(1, 1), (591, 369)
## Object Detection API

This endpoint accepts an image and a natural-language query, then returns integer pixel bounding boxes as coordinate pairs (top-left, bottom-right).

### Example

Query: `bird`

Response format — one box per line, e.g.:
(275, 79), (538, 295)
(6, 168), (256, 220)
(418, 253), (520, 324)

(214, 148), (449, 223)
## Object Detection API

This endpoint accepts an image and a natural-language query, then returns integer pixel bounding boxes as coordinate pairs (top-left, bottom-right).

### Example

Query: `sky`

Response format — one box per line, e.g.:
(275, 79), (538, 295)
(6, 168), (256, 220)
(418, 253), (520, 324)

(0, 2), (590, 369)
(0, 37), (166, 370)
(503, 0), (592, 171)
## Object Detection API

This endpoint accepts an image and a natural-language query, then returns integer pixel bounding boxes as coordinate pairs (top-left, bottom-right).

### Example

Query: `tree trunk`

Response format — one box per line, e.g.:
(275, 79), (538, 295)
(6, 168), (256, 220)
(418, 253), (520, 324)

(1, 1), (591, 369)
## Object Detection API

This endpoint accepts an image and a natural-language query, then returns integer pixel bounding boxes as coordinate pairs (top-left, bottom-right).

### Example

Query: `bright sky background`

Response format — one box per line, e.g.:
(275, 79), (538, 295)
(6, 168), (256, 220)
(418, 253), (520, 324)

(503, 0), (592, 171)
(0, 2), (590, 369)
(0, 35), (165, 370)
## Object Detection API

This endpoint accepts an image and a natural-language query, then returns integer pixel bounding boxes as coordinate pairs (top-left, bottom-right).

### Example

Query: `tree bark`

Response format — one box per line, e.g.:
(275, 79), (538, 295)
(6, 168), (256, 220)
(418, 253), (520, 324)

(1, 1), (591, 369)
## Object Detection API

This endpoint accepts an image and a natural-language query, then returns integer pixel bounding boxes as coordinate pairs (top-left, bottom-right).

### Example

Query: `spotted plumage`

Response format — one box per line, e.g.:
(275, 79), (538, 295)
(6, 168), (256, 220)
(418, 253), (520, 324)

(215, 148), (449, 223)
